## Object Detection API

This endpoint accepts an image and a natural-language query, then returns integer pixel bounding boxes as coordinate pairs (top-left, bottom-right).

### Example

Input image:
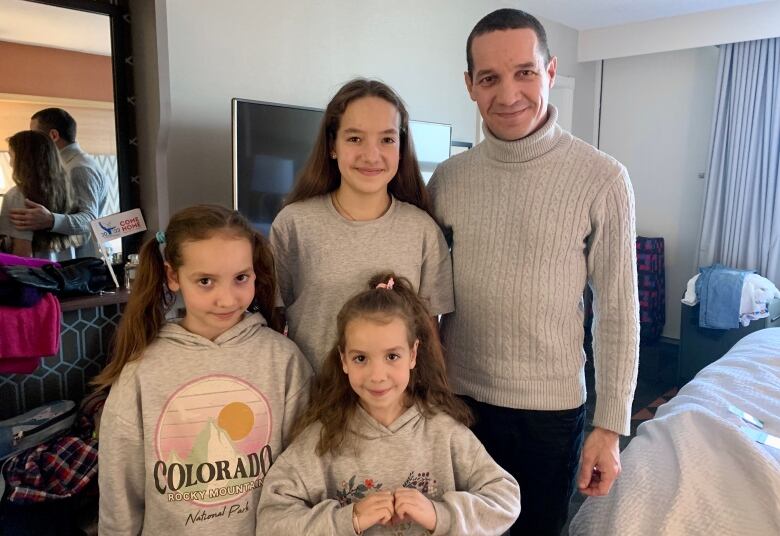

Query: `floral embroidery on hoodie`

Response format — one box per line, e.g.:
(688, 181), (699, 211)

(335, 475), (383, 506)
(402, 471), (439, 497)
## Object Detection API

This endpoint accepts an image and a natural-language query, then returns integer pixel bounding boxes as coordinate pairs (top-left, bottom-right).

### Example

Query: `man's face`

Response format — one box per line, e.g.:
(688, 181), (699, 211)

(466, 28), (557, 141)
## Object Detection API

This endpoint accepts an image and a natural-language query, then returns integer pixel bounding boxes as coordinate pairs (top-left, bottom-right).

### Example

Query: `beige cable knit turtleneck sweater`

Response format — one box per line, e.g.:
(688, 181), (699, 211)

(428, 106), (639, 435)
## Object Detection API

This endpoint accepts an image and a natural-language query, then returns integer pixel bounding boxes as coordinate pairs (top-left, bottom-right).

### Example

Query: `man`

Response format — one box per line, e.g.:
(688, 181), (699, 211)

(10, 108), (110, 257)
(428, 9), (639, 535)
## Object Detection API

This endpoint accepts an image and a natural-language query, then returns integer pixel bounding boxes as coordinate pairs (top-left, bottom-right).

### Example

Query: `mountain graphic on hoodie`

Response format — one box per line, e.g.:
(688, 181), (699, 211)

(175, 419), (254, 500)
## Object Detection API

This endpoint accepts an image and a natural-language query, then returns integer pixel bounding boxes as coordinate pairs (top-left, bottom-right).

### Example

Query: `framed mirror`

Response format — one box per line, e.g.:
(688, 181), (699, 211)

(0, 0), (139, 256)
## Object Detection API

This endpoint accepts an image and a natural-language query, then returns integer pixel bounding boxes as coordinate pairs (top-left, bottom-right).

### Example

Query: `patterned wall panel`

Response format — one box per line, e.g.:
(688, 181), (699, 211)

(0, 303), (122, 420)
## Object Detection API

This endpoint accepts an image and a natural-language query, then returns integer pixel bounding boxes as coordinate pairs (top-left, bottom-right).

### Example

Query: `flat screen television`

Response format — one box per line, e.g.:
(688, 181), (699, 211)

(232, 98), (452, 235)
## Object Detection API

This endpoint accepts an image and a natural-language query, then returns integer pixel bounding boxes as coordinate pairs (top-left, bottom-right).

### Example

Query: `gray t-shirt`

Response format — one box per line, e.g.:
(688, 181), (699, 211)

(270, 194), (454, 370)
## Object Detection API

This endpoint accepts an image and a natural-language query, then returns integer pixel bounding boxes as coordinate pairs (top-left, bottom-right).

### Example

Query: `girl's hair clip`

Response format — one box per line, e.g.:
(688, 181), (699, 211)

(155, 231), (166, 245)
(375, 277), (394, 290)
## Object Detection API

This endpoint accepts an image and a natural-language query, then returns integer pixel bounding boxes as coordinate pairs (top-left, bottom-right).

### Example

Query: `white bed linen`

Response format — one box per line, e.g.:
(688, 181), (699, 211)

(570, 328), (780, 536)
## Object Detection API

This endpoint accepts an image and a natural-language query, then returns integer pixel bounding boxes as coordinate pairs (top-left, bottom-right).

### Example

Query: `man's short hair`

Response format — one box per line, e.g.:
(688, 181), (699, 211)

(466, 8), (551, 76)
(31, 108), (77, 144)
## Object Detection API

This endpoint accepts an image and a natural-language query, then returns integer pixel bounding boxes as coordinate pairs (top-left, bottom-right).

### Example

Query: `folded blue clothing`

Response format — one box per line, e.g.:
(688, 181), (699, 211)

(696, 264), (754, 329)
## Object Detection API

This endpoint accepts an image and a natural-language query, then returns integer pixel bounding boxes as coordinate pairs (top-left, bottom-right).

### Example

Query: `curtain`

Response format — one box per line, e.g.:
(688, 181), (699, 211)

(698, 37), (780, 284)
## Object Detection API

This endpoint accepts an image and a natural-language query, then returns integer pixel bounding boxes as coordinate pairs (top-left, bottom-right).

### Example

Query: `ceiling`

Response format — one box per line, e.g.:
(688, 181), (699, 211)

(0, 0), (111, 56)
(0, 0), (775, 58)
(517, 0), (776, 30)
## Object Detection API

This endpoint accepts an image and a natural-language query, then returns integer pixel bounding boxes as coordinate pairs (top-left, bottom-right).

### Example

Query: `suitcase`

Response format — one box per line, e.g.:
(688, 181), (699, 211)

(0, 400), (77, 461)
(636, 236), (666, 344)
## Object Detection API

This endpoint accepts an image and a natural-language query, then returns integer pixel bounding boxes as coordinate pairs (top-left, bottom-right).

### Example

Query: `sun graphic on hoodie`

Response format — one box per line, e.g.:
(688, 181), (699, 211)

(217, 401), (255, 441)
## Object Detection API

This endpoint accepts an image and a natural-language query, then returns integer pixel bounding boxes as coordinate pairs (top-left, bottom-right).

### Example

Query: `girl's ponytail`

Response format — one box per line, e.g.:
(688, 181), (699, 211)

(92, 237), (174, 389)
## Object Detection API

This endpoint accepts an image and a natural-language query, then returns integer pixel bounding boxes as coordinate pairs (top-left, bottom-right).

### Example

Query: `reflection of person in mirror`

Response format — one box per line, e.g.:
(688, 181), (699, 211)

(427, 8), (639, 535)
(9, 107), (110, 257)
(0, 130), (82, 259)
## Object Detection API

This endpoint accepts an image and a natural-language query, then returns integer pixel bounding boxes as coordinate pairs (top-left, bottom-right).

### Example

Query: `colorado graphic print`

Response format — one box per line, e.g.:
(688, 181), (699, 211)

(153, 375), (273, 507)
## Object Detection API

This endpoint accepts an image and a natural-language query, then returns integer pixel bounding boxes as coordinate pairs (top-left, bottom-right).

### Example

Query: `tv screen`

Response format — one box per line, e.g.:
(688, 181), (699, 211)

(232, 98), (452, 235)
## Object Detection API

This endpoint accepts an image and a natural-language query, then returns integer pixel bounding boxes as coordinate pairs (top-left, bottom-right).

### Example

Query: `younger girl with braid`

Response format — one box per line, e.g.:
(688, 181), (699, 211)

(257, 273), (520, 535)
(96, 205), (312, 535)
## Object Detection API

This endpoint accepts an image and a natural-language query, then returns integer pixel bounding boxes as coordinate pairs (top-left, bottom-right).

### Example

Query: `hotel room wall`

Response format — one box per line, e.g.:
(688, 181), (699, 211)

(0, 41), (113, 103)
(0, 41), (116, 156)
(599, 46), (720, 339)
(0, 42), (117, 198)
(132, 0), (597, 219)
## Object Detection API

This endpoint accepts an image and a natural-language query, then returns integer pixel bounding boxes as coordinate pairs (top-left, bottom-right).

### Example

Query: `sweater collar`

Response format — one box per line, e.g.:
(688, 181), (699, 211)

(59, 142), (83, 164)
(482, 105), (563, 163)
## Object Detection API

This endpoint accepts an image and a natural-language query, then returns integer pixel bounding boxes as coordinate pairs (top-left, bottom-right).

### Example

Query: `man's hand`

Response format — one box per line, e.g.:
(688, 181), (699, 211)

(393, 488), (436, 531)
(577, 426), (621, 496)
(9, 199), (54, 231)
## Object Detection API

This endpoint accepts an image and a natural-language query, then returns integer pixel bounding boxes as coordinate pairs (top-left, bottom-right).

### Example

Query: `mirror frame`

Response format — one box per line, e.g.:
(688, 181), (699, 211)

(25, 0), (141, 253)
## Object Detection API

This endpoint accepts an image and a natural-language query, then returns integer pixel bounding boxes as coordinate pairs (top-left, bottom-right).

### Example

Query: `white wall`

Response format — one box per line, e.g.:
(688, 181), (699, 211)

(599, 46), (720, 339)
(134, 0), (594, 217)
(579, 1), (780, 61)
(160, 0), (484, 213)
(538, 15), (599, 144)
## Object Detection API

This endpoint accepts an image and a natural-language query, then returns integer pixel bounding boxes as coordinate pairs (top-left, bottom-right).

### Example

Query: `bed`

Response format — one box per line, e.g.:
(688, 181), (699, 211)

(570, 328), (780, 536)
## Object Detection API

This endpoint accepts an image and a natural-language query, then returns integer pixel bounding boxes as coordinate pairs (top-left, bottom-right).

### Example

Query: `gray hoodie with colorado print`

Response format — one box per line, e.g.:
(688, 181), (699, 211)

(99, 313), (312, 536)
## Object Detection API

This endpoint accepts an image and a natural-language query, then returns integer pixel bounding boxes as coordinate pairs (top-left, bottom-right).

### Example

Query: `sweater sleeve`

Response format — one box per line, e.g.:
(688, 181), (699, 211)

(269, 214), (293, 309)
(587, 167), (640, 435)
(51, 165), (102, 235)
(426, 169), (452, 246)
(431, 429), (521, 536)
(419, 219), (455, 316)
(256, 455), (356, 535)
(98, 379), (146, 536)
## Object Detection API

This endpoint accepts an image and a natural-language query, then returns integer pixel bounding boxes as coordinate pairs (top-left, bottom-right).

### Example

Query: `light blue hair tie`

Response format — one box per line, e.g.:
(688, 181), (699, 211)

(155, 231), (166, 244)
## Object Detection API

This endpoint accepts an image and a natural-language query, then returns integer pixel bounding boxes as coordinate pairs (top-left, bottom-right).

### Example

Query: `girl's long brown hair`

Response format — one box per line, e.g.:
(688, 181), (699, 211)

(93, 205), (280, 389)
(7, 130), (82, 253)
(292, 272), (472, 455)
(284, 79), (433, 217)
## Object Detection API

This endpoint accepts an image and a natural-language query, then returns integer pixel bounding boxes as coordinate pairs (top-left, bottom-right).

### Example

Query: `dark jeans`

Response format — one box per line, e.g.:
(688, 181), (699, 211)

(462, 396), (586, 536)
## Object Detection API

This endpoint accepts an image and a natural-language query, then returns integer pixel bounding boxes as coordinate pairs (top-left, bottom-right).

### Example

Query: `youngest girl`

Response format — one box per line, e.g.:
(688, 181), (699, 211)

(96, 205), (312, 535)
(257, 273), (520, 535)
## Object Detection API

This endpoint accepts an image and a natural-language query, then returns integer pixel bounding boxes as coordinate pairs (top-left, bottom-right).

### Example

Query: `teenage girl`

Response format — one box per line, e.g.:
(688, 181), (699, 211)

(257, 273), (521, 535)
(270, 78), (454, 370)
(96, 205), (312, 535)
(0, 130), (81, 259)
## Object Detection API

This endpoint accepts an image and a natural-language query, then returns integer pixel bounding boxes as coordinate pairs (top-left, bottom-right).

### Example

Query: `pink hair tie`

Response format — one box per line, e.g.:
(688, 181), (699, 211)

(376, 277), (394, 290)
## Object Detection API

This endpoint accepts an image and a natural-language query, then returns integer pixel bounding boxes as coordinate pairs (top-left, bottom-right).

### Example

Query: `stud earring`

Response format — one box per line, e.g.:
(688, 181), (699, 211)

(330, 152), (337, 159)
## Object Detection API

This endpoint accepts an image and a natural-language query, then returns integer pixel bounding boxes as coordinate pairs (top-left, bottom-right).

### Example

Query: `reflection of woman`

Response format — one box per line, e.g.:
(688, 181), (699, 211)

(0, 130), (81, 259)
